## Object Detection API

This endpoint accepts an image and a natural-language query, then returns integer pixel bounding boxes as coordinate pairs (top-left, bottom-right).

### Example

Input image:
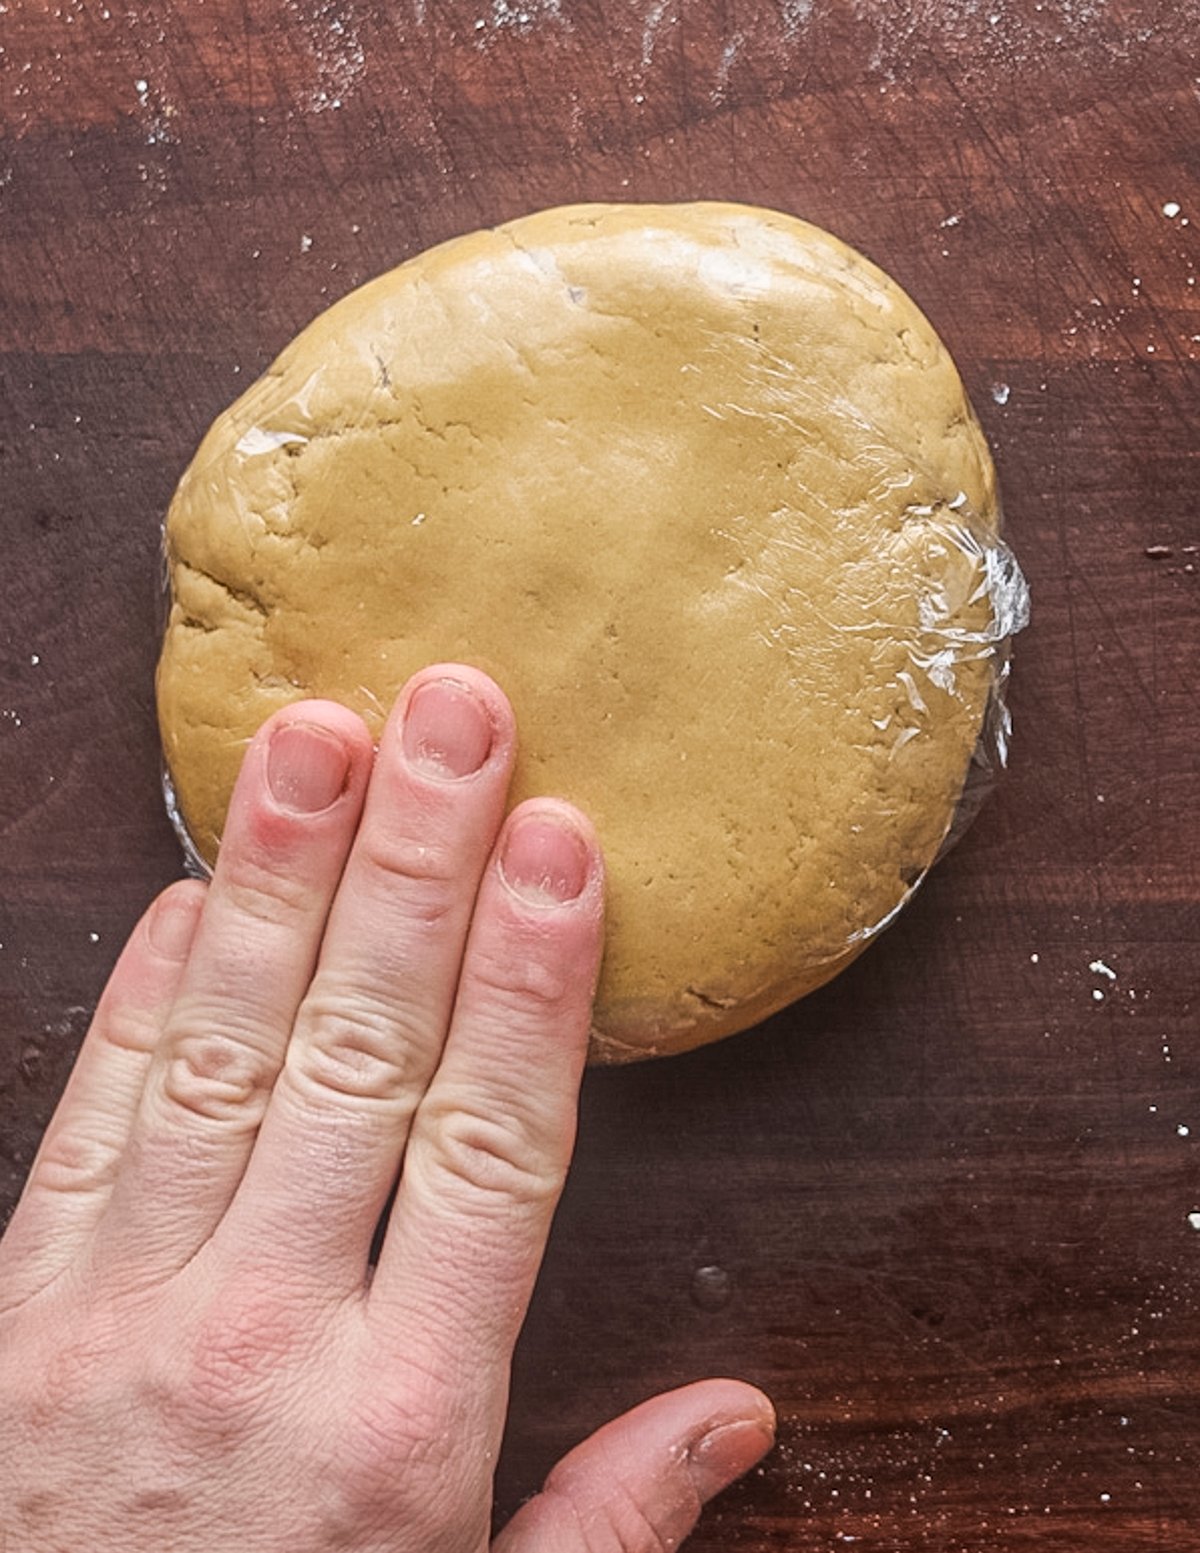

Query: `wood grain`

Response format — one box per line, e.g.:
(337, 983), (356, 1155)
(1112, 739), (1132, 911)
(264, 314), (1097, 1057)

(2, 1), (1198, 1546)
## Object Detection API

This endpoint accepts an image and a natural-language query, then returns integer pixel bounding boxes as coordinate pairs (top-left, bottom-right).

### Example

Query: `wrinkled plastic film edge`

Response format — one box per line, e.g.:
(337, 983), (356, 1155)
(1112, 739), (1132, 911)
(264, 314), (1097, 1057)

(938, 534), (1030, 858)
(163, 765), (214, 881)
(844, 532), (1031, 956)
(158, 515), (216, 882)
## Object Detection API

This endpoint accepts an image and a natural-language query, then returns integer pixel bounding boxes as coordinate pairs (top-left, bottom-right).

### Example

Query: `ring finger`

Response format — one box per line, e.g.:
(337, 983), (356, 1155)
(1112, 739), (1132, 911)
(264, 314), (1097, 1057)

(89, 701), (374, 1281)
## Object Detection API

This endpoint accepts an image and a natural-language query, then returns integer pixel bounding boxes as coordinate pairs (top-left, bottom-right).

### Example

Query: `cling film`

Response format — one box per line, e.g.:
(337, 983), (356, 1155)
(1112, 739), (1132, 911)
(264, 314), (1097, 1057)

(155, 202), (1030, 1060)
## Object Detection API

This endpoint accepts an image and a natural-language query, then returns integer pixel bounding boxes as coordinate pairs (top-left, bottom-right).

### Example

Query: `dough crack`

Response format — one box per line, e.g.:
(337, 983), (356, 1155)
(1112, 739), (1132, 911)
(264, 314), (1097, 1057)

(177, 612), (218, 634)
(176, 559), (269, 619)
(684, 986), (738, 1011)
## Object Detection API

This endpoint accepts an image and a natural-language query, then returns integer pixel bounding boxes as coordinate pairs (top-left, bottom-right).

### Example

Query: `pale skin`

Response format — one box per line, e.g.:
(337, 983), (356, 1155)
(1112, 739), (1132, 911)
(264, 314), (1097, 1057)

(0, 664), (774, 1551)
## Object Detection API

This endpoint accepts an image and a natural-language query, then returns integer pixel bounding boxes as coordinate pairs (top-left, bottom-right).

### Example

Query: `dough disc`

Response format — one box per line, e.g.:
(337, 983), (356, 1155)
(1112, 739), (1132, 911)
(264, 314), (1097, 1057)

(158, 202), (1013, 1061)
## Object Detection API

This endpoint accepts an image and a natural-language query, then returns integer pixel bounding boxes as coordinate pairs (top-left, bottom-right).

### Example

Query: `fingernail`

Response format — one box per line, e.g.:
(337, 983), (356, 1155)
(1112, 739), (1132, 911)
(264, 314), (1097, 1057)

(147, 896), (199, 959)
(500, 811), (590, 905)
(267, 722), (350, 813)
(687, 1418), (776, 1501)
(402, 679), (493, 779)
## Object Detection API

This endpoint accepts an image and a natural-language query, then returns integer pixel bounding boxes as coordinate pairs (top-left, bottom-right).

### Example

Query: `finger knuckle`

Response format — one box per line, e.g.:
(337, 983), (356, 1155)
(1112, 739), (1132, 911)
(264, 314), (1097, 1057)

(98, 1001), (167, 1059)
(469, 944), (570, 1016)
(287, 988), (420, 1107)
(219, 852), (316, 930)
(548, 1479), (687, 1553)
(29, 1126), (124, 1198)
(418, 1100), (563, 1214)
(358, 830), (461, 930)
(615, 1504), (682, 1553)
(349, 1392), (455, 1482)
(16, 1321), (116, 1432)
(339, 1387), (484, 1538)
(159, 1023), (277, 1127)
(159, 1286), (306, 1442)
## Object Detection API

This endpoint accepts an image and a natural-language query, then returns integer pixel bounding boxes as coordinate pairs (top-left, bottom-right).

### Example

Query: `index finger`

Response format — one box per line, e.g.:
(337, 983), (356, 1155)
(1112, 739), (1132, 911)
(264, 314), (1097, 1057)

(366, 798), (604, 1375)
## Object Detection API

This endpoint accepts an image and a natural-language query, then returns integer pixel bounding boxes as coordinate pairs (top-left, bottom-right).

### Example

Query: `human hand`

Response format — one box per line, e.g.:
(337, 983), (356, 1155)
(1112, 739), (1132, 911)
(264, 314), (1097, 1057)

(0, 665), (774, 1551)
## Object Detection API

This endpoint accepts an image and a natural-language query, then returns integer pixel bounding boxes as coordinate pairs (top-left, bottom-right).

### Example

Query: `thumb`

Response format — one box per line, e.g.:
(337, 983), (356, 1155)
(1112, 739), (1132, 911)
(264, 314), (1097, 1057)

(493, 1379), (775, 1553)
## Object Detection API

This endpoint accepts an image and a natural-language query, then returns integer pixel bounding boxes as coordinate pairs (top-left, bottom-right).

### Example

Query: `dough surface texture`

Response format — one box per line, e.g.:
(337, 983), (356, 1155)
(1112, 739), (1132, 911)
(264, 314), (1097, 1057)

(158, 201), (1016, 1061)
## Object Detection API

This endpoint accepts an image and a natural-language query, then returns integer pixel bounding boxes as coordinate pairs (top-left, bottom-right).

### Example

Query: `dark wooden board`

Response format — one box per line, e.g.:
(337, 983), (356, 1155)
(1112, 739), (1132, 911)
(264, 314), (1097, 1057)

(2, 1), (1198, 1546)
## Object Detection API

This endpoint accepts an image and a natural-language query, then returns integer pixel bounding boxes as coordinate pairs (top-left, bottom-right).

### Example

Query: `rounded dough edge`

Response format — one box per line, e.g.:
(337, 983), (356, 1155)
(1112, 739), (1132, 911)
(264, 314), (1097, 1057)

(157, 201), (1003, 1062)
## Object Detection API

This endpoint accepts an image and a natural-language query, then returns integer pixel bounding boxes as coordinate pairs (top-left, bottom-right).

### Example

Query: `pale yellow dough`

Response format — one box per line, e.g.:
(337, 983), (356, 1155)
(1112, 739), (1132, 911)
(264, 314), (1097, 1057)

(158, 202), (1003, 1061)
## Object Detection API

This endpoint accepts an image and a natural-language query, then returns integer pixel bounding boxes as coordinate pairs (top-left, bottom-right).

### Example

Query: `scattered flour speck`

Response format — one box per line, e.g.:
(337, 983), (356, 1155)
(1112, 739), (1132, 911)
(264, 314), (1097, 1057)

(299, 0), (366, 111)
(713, 32), (742, 97)
(780, 0), (815, 38)
(992, 383), (1011, 405)
(1163, 201), (1181, 218)
(474, 0), (566, 41)
(640, 0), (675, 68)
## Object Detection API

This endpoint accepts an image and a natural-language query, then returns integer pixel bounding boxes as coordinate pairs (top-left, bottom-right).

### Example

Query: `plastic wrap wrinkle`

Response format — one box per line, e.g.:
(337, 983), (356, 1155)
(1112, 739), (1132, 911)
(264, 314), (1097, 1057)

(235, 427), (310, 458)
(162, 766), (213, 881)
